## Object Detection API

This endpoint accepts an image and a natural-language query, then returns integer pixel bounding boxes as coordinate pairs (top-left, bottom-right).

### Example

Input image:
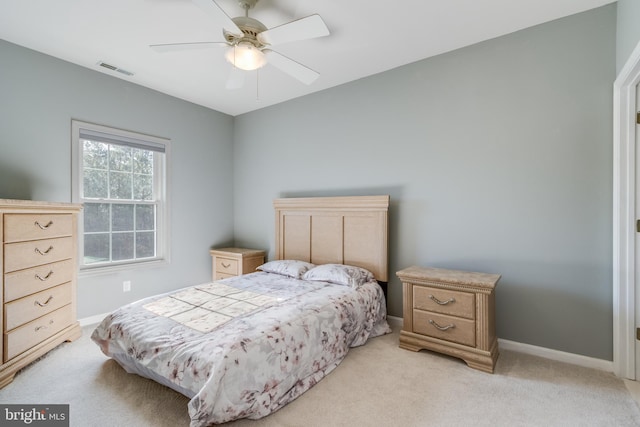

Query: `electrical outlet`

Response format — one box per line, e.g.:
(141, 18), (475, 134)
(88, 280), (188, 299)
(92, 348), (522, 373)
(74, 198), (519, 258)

(123, 281), (131, 292)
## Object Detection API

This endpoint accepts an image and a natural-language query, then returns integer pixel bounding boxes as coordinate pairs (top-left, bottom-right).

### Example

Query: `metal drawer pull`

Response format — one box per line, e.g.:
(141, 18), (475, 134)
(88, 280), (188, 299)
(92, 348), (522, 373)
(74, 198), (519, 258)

(429, 319), (455, 331)
(34, 320), (54, 332)
(35, 220), (54, 229)
(35, 271), (54, 281)
(34, 246), (54, 255)
(221, 262), (231, 268)
(429, 294), (455, 305)
(35, 296), (54, 307)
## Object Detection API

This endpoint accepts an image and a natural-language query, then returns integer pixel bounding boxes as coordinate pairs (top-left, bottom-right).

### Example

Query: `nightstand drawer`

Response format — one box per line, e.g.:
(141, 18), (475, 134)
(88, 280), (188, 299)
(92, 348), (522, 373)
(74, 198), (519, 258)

(4, 214), (73, 243)
(413, 286), (475, 319)
(413, 310), (475, 347)
(215, 272), (235, 281)
(215, 257), (238, 275)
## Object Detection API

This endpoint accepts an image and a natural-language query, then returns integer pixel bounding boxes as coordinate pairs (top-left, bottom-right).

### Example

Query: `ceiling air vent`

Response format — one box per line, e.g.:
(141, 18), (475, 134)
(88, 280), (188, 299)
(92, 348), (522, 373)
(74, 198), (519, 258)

(97, 61), (134, 76)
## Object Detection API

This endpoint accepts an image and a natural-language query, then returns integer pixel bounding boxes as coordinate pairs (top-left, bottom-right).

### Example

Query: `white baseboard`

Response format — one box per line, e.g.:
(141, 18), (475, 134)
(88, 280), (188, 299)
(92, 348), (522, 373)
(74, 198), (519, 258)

(498, 338), (613, 372)
(79, 313), (109, 327)
(387, 315), (613, 373)
(387, 315), (403, 329)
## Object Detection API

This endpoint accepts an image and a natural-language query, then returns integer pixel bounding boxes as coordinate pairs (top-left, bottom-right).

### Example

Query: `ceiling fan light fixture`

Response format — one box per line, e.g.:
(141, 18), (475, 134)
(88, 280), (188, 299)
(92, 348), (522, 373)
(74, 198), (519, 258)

(225, 42), (266, 71)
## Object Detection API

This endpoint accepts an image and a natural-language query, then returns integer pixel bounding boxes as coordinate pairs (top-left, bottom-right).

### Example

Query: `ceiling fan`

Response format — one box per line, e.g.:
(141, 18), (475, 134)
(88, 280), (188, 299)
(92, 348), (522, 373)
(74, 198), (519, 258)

(150, 0), (330, 89)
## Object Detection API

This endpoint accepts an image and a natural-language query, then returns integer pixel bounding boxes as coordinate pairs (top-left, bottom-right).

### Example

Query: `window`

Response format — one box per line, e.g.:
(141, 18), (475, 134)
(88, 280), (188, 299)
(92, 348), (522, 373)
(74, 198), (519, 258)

(71, 120), (169, 270)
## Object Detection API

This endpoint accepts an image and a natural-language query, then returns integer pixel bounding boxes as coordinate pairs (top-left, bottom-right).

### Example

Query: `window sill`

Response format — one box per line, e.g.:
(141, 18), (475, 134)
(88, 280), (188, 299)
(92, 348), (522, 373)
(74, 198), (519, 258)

(78, 258), (169, 278)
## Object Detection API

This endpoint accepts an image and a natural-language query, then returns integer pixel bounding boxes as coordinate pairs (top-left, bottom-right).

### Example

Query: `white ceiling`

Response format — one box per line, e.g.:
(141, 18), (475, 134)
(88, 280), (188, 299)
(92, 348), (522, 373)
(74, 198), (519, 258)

(0, 0), (616, 116)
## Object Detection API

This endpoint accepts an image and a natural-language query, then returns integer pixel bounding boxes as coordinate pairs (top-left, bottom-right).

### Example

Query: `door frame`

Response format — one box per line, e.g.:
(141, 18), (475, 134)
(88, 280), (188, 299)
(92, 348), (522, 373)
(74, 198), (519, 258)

(613, 40), (640, 379)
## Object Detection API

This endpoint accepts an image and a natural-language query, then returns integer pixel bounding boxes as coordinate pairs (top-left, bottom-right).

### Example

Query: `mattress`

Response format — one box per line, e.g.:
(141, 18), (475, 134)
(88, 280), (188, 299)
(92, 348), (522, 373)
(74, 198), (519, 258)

(91, 270), (390, 426)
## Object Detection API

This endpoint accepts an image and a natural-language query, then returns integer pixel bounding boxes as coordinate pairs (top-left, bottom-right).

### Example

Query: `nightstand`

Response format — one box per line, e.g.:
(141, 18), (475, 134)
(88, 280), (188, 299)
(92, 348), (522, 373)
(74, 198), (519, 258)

(209, 247), (266, 281)
(396, 266), (500, 373)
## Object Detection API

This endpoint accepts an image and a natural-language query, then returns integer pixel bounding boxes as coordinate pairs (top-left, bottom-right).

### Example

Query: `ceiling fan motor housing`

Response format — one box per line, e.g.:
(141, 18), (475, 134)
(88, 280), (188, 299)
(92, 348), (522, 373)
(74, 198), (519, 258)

(224, 16), (268, 70)
(224, 16), (268, 49)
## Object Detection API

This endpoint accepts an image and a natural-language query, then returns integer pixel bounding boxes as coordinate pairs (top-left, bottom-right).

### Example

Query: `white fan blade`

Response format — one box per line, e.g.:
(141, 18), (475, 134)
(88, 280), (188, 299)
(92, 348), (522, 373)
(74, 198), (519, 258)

(226, 67), (245, 90)
(258, 14), (329, 46)
(264, 50), (319, 85)
(150, 42), (226, 53)
(191, 0), (242, 35)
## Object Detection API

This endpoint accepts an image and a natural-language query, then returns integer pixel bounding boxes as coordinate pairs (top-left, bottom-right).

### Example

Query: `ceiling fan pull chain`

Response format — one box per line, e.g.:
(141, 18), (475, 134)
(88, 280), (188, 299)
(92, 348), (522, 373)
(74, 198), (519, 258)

(256, 68), (260, 102)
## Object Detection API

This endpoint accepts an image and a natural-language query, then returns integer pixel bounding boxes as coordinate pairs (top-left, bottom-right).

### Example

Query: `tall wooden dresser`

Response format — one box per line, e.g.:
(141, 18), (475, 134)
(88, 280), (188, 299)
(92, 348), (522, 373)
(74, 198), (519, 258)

(0, 199), (82, 388)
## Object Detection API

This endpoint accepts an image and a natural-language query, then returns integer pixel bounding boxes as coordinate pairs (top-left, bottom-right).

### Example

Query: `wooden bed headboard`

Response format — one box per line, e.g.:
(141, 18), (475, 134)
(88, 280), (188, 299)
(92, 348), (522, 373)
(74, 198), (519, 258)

(274, 195), (390, 282)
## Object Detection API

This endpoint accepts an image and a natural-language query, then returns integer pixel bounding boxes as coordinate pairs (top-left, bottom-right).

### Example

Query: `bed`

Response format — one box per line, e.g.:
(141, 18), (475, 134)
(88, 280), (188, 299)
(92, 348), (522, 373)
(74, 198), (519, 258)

(91, 195), (391, 426)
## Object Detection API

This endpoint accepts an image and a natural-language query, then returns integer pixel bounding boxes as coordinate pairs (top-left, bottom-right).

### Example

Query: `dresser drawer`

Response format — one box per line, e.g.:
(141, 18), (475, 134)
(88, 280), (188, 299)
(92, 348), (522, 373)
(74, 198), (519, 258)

(4, 259), (74, 303)
(413, 286), (475, 319)
(4, 214), (73, 243)
(4, 304), (73, 361)
(4, 237), (73, 273)
(413, 310), (476, 347)
(215, 257), (238, 275)
(4, 283), (73, 331)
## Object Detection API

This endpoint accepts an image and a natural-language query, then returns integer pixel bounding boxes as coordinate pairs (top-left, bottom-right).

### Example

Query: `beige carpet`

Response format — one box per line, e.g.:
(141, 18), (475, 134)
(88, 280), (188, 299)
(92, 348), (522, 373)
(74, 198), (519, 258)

(1, 324), (639, 427)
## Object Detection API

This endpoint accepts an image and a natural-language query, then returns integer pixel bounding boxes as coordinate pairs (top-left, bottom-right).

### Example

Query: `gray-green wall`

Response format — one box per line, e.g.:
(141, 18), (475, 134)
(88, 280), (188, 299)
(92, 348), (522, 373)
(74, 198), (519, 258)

(0, 39), (235, 317)
(233, 5), (616, 360)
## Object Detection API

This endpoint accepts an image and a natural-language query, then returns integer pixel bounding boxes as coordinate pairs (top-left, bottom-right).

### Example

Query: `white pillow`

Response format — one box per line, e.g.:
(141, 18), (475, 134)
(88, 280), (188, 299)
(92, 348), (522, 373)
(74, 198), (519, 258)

(302, 264), (376, 287)
(257, 260), (315, 279)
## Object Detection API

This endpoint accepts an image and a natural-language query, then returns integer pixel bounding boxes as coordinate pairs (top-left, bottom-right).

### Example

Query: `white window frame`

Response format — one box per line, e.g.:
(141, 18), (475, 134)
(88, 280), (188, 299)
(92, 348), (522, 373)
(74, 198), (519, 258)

(71, 120), (170, 273)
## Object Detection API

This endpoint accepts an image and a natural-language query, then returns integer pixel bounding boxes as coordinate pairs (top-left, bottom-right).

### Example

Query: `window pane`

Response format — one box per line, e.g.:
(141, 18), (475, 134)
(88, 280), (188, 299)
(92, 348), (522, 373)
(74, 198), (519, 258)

(136, 205), (155, 231)
(136, 232), (155, 258)
(112, 204), (134, 231)
(83, 140), (108, 169)
(109, 145), (132, 172)
(83, 169), (108, 199)
(133, 149), (153, 175)
(84, 233), (110, 264)
(84, 203), (110, 232)
(112, 232), (134, 261)
(133, 174), (153, 200)
(110, 171), (132, 199)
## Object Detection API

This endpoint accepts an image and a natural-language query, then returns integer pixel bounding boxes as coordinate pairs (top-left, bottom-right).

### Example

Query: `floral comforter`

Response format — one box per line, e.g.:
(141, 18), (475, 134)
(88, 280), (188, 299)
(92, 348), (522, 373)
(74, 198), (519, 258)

(91, 271), (390, 426)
